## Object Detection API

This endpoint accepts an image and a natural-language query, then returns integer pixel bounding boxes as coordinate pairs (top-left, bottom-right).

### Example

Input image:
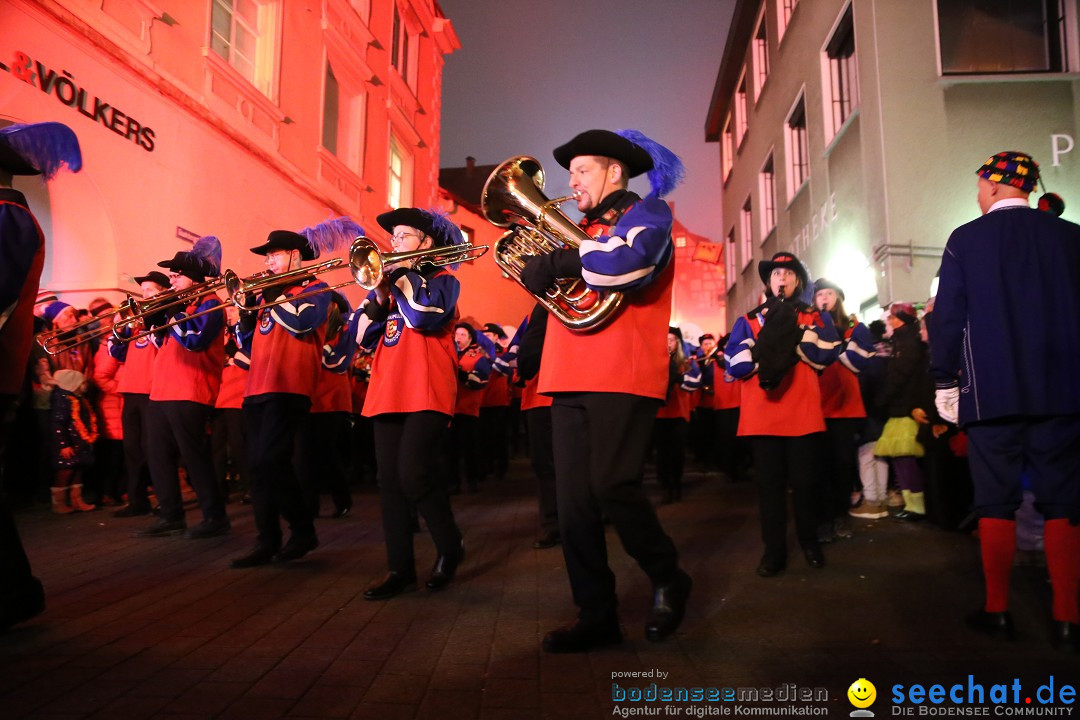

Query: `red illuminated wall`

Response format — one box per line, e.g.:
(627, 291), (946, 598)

(0, 0), (458, 310)
(670, 211), (728, 339)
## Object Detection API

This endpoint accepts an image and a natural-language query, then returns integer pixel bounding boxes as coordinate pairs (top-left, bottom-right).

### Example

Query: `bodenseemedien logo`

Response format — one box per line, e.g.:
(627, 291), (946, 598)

(849, 678), (877, 717)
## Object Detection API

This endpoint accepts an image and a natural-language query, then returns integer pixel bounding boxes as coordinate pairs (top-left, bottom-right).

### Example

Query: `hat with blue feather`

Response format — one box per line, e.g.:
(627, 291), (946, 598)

(552, 128), (685, 198)
(298, 216), (366, 260)
(0, 121), (82, 179)
(158, 235), (222, 283)
(377, 207), (464, 249)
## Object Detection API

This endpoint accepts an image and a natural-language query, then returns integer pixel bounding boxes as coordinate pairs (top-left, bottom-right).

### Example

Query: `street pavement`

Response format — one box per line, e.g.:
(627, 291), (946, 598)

(2, 460), (1076, 719)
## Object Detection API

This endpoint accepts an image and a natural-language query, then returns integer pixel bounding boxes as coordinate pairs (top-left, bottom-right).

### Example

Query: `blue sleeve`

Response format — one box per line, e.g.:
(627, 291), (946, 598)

(494, 314), (530, 376)
(348, 293), (387, 352)
(268, 282), (330, 338)
(839, 322), (875, 374)
(797, 310), (840, 371)
(323, 322), (356, 373)
(578, 194), (674, 292)
(107, 328), (129, 362)
(680, 357), (702, 392)
(466, 355), (493, 389)
(388, 270), (459, 331)
(169, 297), (224, 352)
(233, 321), (253, 362)
(0, 201), (41, 313)
(725, 316), (757, 379)
(929, 239), (966, 388)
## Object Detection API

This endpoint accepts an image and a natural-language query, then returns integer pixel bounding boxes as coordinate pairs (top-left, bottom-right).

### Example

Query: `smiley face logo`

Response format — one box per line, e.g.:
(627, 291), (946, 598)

(848, 678), (876, 709)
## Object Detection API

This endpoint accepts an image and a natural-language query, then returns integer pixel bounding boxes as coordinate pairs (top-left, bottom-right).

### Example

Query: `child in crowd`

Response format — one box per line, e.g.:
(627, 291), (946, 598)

(50, 369), (98, 514)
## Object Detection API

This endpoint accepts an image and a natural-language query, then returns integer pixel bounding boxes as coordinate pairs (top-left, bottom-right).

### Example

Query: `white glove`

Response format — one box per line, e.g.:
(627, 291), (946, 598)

(935, 387), (959, 425)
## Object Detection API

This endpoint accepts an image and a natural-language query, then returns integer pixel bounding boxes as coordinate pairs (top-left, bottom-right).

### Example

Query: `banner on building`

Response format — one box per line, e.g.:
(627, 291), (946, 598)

(692, 241), (723, 265)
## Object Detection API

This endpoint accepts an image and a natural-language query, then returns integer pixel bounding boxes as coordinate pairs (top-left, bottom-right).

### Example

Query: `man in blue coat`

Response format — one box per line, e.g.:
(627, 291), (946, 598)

(931, 151), (1080, 651)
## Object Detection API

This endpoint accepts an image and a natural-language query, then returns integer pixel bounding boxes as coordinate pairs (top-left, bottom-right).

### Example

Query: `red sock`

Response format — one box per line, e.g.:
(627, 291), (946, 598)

(979, 518), (1016, 613)
(1044, 519), (1080, 624)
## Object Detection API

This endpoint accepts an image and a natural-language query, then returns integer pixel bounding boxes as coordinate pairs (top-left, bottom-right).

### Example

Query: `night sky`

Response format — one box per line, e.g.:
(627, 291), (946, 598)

(437, 0), (735, 241)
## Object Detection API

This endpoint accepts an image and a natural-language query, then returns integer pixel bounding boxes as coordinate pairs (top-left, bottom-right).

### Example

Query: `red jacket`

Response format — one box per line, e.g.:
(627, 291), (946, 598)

(93, 342), (123, 440)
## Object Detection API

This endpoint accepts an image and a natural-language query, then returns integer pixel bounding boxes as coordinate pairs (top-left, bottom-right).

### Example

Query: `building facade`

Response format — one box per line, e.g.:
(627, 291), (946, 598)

(1, 0), (458, 308)
(706, 0), (1080, 320)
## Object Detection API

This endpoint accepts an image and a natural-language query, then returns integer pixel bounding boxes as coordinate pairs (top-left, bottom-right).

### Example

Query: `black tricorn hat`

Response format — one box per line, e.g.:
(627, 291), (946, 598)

(250, 230), (317, 261)
(813, 277), (845, 301)
(133, 271), (170, 287)
(376, 208), (463, 248)
(481, 322), (507, 339)
(758, 252), (809, 293)
(552, 129), (654, 177)
(158, 252), (208, 282)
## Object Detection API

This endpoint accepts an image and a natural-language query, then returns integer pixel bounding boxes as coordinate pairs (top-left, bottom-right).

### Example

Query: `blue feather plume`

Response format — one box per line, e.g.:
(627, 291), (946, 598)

(192, 235), (222, 276)
(615, 128), (685, 198)
(424, 207), (464, 248)
(298, 216), (366, 260)
(0, 122), (82, 180)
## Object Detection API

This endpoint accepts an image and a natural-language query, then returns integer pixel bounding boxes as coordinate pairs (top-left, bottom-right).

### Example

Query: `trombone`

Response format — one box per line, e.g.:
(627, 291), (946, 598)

(117, 235), (490, 343)
(36, 275), (231, 355)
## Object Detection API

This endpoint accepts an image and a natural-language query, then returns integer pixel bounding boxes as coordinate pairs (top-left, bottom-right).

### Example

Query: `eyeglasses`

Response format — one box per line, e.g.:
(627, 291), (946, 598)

(264, 251), (290, 264)
(392, 232), (423, 243)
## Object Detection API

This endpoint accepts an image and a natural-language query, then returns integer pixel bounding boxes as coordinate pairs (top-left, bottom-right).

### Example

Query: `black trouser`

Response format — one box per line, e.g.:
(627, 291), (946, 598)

(374, 411), (461, 576)
(244, 394), (315, 550)
(820, 417), (863, 522)
(90, 438), (124, 502)
(716, 407), (745, 479)
(551, 392), (679, 623)
(444, 414), (482, 491)
(751, 434), (821, 563)
(120, 393), (153, 511)
(524, 406), (558, 535)
(350, 413), (377, 484)
(211, 407), (247, 498)
(296, 411), (352, 516)
(147, 400), (225, 523)
(692, 406), (718, 467)
(0, 394), (39, 597)
(654, 418), (688, 493)
(479, 405), (510, 479)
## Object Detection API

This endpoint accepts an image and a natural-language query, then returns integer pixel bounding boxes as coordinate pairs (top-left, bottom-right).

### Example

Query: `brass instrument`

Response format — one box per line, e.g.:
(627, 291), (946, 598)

(35, 303), (123, 356)
(346, 236), (489, 292)
(481, 155), (624, 332)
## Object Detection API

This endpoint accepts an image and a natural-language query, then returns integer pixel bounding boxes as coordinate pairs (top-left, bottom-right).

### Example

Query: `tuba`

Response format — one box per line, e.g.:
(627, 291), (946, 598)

(481, 156), (623, 332)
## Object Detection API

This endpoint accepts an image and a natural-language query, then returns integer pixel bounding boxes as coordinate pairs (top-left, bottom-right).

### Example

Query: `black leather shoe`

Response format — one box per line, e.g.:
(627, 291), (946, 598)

(804, 547), (826, 569)
(1053, 621), (1080, 653)
(330, 505), (351, 519)
(425, 541), (465, 590)
(966, 609), (1015, 640)
(756, 556), (786, 577)
(273, 535), (319, 563)
(230, 545), (278, 569)
(184, 517), (231, 539)
(112, 504), (151, 518)
(645, 569), (693, 642)
(364, 572), (418, 601)
(542, 617), (623, 653)
(135, 517), (186, 537)
(894, 510), (926, 522)
(533, 531), (560, 549)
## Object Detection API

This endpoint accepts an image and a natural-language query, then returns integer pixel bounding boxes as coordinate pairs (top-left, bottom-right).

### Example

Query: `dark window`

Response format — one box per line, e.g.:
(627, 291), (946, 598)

(938, 0), (1068, 74)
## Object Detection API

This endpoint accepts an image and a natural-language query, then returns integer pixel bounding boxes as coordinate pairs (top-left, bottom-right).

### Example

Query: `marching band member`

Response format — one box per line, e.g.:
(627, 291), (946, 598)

(813, 278), (875, 538)
(352, 207), (466, 600)
(712, 334), (747, 482)
(691, 334), (720, 471)
(512, 306), (559, 549)
(654, 327), (702, 504)
(446, 322), (493, 494)
(518, 129), (692, 651)
(724, 252), (840, 577)
(109, 271), (169, 517)
(480, 322), (512, 481)
(298, 291), (356, 519)
(137, 238), (230, 539)
(211, 305), (250, 505)
(230, 228), (336, 568)
(0, 121), (80, 631)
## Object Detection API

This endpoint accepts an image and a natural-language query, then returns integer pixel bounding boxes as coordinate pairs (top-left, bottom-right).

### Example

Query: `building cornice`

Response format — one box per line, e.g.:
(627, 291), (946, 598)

(705, 0), (759, 142)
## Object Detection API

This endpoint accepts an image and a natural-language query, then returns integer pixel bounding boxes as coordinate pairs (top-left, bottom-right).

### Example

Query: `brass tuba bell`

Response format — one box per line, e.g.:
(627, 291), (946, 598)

(481, 156), (623, 332)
